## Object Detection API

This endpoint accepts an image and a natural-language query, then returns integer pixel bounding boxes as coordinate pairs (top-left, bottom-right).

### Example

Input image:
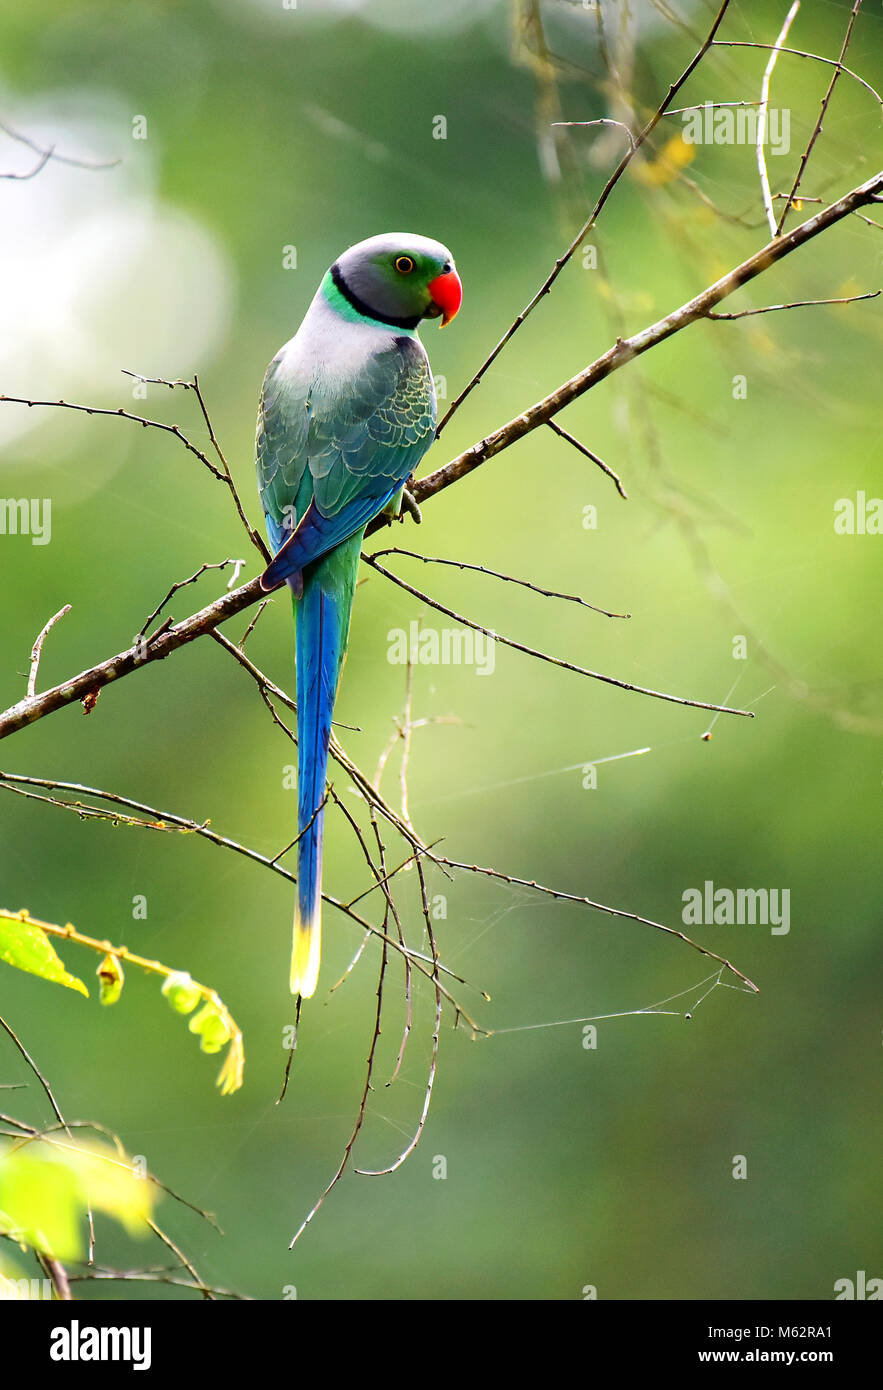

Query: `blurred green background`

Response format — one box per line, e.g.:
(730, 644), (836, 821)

(0, 0), (880, 1300)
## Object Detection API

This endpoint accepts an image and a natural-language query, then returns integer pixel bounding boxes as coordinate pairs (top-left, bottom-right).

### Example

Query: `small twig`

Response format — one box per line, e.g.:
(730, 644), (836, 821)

(546, 419), (628, 499)
(774, 0), (863, 234)
(147, 1219), (214, 1302)
(268, 793), (330, 865)
(355, 856), (443, 1175)
(370, 810), (412, 1085)
(122, 371), (270, 563)
(438, 858), (759, 994)
(0, 572), (268, 741)
(550, 118), (636, 151)
(712, 41), (883, 111)
(289, 919), (391, 1248)
(275, 994), (302, 1105)
(0, 1019), (96, 1257)
(363, 556), (753, 719)
(139, 561), (244, 637)
(37, 1254), (71, 1301)
(27, 605), (71, 698)
(757, 2), (801, 238)
(0, 391), (228, 477)
(365, 546), (629, 619)
(0, 116), (121, 171)
(238, 600), (271, 650)
(707, 289), (880, 319)
(328, 933), (373, 994)
(342, 841), (441, 913)
(211, 627), (358, 732)
(66, 1267), (244, 1298)
(0, 1013), (65, 1127)
(210, 628), (297, 716)
(1, 147), (53, 180)
(661, 101), (762, 116)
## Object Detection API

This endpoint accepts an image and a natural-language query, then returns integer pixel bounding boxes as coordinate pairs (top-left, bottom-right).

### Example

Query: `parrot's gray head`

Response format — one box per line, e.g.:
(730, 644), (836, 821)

(330, 232), (462, 329)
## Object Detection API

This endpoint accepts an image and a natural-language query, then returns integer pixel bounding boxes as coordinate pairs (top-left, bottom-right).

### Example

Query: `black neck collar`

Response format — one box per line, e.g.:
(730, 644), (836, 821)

(330, 262), (421, 330)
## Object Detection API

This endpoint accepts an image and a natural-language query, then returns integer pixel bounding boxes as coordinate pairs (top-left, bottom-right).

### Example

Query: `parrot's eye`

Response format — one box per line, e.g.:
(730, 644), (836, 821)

(394, 256), (415, 274)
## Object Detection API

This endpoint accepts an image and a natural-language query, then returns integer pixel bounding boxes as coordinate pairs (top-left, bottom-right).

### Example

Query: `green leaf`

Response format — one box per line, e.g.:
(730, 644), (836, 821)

(0, 911), (88, 997)
(97, 952), (124, 1005)
(188, 1003), (232, 1054)
(0, 1137), (155, 1263)
(161, 970), (202, 1014)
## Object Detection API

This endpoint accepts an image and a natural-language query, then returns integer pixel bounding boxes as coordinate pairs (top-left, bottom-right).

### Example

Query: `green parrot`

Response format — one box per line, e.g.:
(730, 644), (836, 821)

(256, 233), (462, 997)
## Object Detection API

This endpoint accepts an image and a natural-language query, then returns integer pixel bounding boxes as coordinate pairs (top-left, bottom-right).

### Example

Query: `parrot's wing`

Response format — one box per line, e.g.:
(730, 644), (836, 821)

(256, 353), (311, 555)
(257, 335), (435, 585)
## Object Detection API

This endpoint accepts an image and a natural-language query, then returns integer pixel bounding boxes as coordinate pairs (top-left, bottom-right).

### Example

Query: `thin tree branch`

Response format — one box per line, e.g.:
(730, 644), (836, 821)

(66, 1266), (244, 1298)
(0, 116), (121, 171)
(661, 101), (761, 116)
(774, 0), (863, 234)
(362, 557), (753, 719)
(354, 855), (442, 1176)
(0, 1014), (65, 1127)
(1, 147), (53, 181)
(711, 41), (883, 110)
(36, 1254), (71, 1300)
(27, 606), (71, 698)
(0, 573), (265, 740)
(0, 1011), (97, 1257)
(0, 392), (226, 477)
(551, 117), (636, 151)
(438, 857), (759, 994)
(139, 560), (244, 637)
(546, 419), (629, 499)
(364, 547), (630, 619)
(146, 1219), (215, 1302)
(121, 371), (270, 563)
(435, 0), (734, 434)
(706, 289), (879, 319)
(288, 942), (389, 1249)
(757, 2), (801, 237)
(410, 170), (883, 508)
(0, 772), (483, 1029)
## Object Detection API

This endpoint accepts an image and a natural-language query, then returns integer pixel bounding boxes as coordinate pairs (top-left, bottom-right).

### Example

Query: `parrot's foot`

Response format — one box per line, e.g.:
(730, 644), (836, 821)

(400, 488), (422, 524)
(381, 484), (422, 526)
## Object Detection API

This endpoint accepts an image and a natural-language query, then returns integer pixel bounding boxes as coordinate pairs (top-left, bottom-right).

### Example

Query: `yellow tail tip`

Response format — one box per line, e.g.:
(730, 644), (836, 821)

(291, 909), (321, 999)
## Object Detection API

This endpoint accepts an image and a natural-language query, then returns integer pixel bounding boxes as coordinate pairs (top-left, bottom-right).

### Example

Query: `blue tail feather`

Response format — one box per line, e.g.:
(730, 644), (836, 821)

(290, 534), (361, 996)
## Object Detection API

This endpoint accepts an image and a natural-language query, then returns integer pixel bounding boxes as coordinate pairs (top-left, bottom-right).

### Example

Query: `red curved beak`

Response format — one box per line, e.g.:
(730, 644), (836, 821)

(427, 267), (462, 327)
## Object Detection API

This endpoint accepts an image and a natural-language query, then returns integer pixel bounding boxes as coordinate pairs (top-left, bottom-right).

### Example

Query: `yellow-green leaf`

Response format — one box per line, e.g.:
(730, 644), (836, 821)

(97, 952), (124, 1005)
(161, 970), (201, 1014)
(0, 1136), (155, 1263)
(216, 1033), (245, 1096)
(0, 911), (88, 997)
(188, 1002), (232, 1054)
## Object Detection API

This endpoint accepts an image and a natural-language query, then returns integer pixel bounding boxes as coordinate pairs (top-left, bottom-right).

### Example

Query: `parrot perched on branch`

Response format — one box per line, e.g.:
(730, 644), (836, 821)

(255, 233), (462, 999)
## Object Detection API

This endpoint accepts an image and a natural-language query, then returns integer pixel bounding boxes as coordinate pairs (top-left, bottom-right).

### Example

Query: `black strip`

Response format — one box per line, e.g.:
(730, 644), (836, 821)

(330, 262), (422, 330)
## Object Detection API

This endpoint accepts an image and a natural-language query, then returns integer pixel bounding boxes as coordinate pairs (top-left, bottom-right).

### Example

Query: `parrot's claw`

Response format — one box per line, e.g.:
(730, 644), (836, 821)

(400, 488), (422, 524)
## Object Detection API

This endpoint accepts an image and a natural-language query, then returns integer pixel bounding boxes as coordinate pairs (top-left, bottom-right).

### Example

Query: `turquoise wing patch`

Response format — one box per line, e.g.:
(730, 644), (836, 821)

(256, 336), (435, 561)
